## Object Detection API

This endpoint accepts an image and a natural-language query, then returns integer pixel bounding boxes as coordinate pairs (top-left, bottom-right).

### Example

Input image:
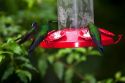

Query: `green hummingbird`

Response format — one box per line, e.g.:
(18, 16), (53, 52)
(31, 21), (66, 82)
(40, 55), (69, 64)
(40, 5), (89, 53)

(28, 20), (58, 54)
(88, 22), (104, 54)
(16, 20), (58, 63)
(28, 24), (48, 54)
(16, 20), (57, 52)
(28, 20), (58, 64)
(16, 22), (38, 44)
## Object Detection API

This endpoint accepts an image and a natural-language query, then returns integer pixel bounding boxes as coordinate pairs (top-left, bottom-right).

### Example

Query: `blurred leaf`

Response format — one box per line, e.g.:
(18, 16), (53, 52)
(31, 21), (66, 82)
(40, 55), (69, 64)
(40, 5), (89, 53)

(0, 55), (5, 63)
(56, 48), (72, 59)
(74, 53), (80, 61)
(115, 71), (122, 80)
(65, 68), (74, 83)
(38, 59), (48, 77)
(21, 63), (37, 71)
(88, 47), (93, 52)
(8, 43), (22, 55)
(48, 55), (55, 64)
(37, 0), (42, 4)
(54, 62), (64, 80)
(2, 66), (14, 81)
(89, 50), (101, 56)
(76, 48), (87, 54)
(6, 38), (13, 43)
(0, 16), (21, 36)
(119, 77), (125, 82)
(0, 51), (13, 55)
(16, 69), (32, 82)
(2, 38), (22, 55)
(97, 79), (113, 83)
(24, 0), (35, 9)
(15, 56), (29, 63)
(84, 74), (96, 83)
(17, 72), (28, 83)
(80, 56), (87, 62)
(105, 78), (113, 83)
(67, 54), (74, 64)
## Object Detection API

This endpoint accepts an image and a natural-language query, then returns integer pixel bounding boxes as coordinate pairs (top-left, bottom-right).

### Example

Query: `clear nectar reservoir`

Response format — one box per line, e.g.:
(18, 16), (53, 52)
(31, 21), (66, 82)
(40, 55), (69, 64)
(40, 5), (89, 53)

(58, 0), (94, 29)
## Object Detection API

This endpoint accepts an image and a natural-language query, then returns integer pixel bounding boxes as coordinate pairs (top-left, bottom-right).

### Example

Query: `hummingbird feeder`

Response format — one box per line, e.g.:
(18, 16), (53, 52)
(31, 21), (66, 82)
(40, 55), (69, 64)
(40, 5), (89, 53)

(39, 0), (122, 48)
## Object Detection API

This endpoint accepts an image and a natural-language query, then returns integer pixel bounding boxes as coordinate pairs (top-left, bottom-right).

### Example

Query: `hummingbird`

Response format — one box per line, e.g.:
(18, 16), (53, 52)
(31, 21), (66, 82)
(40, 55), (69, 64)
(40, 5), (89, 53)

(16, 22), (38, 44)
(28, 20), (58, 55)
(28, 20), (58, 64)
(16, 20), (57, 51)
(16, 20), (58, 64)
(88, 22), (104, 55)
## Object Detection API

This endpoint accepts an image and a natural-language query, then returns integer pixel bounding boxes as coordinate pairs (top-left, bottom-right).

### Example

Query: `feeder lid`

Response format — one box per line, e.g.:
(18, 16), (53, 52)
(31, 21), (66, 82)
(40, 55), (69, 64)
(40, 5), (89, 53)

(39, 28), (122, 48)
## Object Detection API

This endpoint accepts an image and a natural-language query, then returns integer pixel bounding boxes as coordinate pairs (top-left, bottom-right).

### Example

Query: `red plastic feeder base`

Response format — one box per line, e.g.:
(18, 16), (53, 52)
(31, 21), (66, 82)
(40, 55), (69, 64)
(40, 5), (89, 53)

(39, 28), (122, 48)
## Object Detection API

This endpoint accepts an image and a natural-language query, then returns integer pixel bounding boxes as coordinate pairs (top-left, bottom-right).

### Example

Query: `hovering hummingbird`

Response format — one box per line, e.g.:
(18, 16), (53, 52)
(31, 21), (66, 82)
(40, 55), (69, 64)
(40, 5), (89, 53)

(88, 22), (104, 55)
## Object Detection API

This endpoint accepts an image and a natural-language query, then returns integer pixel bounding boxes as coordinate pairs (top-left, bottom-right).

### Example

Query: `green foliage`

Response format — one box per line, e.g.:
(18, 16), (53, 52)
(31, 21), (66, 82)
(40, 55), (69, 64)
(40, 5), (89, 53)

(65, 68), (74, 83)
(38, 58), (48, 77)
(98, 71), (125, 83)
(0, 0), (125, 83)
(16, 69), (32, 83)
(44, 48), (100, 82)
(82, 74), (96, 83)
(115, 71), (125, 82)
(0, 38), (36, 83)
(24, 0), (36, 9)
(0, 16), (21, 38)
(54, 61), (64, 80)
(2, 66), (14, 81)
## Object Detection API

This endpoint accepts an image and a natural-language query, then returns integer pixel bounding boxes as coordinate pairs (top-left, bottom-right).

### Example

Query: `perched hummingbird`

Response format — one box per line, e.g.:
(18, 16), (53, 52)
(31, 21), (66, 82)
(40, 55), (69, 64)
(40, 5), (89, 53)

(16, 20), (58, 63)
(28, 20), (58, 64)
(16, 22), (38, 44)
(88, 22), (104, 55)
(28, 24), (48, 55)
(28, 20), (58, 55)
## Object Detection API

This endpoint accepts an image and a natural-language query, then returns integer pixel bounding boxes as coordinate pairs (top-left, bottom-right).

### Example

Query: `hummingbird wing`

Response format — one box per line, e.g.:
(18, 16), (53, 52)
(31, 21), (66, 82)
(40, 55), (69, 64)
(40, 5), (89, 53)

(28, 35), (44, 64)
(91, 33), (104, 54)
(28, 35), (44, 54)
(29, 21), (51, 53)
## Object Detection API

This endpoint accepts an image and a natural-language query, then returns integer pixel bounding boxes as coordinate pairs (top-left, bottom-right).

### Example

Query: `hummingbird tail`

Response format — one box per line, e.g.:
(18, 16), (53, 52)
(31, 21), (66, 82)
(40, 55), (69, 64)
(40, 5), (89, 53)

(98, 46), (104, 55)
(28, 36), (44, 64)
(28, 50), (36, 66)
(92, 37), (104, 55)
